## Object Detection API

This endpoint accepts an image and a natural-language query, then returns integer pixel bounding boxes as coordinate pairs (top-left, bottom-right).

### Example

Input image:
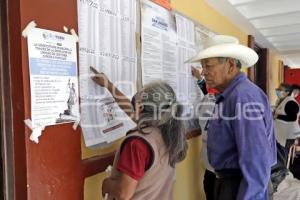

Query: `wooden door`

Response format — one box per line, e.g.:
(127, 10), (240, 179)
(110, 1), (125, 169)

(3, 0), (115, 199)
(1, 0), (15, 198)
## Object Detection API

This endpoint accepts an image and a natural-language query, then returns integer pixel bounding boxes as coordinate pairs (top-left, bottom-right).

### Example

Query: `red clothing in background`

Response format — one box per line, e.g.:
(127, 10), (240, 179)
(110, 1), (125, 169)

(296, 95), (300, 104)
(296, 95), (300, 124)
(207, 87), (218, 95)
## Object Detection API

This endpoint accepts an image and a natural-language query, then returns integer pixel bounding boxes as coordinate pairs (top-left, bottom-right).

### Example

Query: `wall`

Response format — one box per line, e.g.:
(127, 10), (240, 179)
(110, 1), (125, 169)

(268, 52), (283, 105)
(285, 67), (300, 86)
(171, 0), (248, 45)
(85, 0), (252, 199)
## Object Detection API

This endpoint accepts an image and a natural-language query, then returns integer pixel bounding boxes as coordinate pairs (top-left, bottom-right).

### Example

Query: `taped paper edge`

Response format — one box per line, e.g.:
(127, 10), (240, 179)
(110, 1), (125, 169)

(29, 128), (43, 144)
(22, 21), (37, 38)
(24, 119), (45, 144)
(63, 26), (69, 33)
(24, 119), (33, 130)
(70, 28), (79, 42)
(72, 117), (80, 130)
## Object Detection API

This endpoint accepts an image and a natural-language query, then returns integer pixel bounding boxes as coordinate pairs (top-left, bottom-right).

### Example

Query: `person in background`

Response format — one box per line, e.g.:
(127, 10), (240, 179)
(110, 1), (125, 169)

(186, 35), (276, 200)
(191, 66), (217, 200)
(193, 66), (287, 199)
(90, 67), (187, 200)
(192, 70), (299, 199)
(292, 84), (300, 125)
(291, 84), (300, 99)
(273, 83), (300, 153)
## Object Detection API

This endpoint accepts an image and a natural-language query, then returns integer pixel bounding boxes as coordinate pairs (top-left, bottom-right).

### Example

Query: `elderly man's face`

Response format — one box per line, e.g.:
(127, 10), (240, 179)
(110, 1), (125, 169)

(201, 57), (233, 91)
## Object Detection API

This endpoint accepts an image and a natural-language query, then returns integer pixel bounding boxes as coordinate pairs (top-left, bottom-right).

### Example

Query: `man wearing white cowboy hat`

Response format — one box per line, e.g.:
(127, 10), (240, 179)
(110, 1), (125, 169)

(186, 35), (276, 200)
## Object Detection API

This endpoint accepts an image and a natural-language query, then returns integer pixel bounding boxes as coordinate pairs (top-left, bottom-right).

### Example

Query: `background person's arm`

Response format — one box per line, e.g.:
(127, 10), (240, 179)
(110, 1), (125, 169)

(191, 66), (207, 95)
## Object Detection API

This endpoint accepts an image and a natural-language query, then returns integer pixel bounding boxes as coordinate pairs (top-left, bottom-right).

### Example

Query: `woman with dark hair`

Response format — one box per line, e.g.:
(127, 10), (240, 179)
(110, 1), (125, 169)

(291, 84), (300, 99)
(291, 84), (300, 125)
(274, 83), (300, 152)
(90, 67), (187, 200)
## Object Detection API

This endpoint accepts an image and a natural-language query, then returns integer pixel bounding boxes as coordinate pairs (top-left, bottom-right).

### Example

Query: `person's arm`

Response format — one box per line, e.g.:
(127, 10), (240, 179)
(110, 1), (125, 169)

(277, 101), (299, 122)
(191, 66), (208, 95)
(234, 100), (273, 200)
(197, 79), (208, 95)
(102, 138), (152, 200)
(102, 174), (138, 200)
(90, 66), (134, 119)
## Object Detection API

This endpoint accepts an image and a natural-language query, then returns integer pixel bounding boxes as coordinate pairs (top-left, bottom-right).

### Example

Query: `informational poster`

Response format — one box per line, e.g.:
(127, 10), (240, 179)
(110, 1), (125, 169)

(141, 0), (178, 91)
(27, 28), (80, 128)
(77, 0), (137, 148)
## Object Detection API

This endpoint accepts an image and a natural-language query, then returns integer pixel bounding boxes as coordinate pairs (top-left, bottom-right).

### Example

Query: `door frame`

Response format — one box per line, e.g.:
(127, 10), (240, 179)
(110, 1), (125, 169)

(0, 0), (15, 199)
(1, 0), (28, 199)
(247, 35), (256, 82)
(247, 35), (269, 94)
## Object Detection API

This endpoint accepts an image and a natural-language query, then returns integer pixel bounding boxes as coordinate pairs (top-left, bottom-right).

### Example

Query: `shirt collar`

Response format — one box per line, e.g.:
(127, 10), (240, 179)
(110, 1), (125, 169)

(215, 73), (246, 104)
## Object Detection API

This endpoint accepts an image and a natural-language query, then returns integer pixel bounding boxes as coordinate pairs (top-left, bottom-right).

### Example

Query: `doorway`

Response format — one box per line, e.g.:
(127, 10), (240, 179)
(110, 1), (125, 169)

(247, 35), (269, 94)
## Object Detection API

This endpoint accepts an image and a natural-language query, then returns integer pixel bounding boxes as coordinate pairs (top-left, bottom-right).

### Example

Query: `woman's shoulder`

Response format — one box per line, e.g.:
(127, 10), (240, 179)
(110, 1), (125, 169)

(125, 126), (161, 144)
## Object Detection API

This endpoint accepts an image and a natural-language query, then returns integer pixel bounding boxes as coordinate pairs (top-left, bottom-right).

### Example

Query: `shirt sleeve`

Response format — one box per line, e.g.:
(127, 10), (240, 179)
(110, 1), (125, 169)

(197, 79), (208, 95)
(234, 101), (273, 200)
(116, 138), (153, 181)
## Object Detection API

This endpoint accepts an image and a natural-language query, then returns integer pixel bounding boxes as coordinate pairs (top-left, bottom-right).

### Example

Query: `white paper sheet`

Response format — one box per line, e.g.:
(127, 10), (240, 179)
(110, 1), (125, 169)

(77, 0), (137, 148)
(27, 28), (80, 128)
(175, 14), (202, 103)
(141, 0), (178, 91)
(195, 26), (216, 51)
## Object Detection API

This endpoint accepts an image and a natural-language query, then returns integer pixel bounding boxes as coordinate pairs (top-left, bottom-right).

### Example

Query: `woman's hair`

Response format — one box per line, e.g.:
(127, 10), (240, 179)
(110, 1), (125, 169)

(279, 83), (293, 96)
(136, 81), (187, 167)
(292, 84), (300, 91)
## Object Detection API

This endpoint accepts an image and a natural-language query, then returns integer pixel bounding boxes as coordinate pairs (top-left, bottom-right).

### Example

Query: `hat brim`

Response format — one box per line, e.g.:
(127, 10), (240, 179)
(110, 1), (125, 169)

(185, 44), (258, 68)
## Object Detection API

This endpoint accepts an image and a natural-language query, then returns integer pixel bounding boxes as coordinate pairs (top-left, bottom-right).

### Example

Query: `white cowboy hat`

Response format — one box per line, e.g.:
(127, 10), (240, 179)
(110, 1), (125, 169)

(185, 35), (258, 67)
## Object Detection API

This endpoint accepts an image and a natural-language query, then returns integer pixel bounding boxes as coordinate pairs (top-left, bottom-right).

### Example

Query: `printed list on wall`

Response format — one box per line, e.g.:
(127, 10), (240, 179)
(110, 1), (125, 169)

(141, 0), (203, 104)
(141, 0), (178, 91)
(77, 0), (137, 148)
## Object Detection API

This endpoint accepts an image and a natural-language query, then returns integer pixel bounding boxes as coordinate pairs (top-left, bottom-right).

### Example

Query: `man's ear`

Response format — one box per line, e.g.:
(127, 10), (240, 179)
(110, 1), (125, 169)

(227, 58), (236, 74)
(138, 104), (144, 113)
